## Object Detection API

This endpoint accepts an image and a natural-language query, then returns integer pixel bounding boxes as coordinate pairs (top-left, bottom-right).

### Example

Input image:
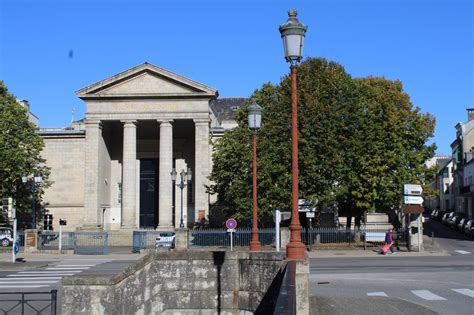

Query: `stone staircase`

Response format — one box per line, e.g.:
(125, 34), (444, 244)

(338, 213), (393, 230)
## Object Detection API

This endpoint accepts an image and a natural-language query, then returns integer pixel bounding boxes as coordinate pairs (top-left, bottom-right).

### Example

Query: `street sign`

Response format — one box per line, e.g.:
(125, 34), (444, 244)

(226, 218), (237, 230)
(403, 204), (424, 214)
(227, 229), (236, 233)
(404, 184), (423, 196)
(404, 195), (424, 205)
(306, 212), (315, 218)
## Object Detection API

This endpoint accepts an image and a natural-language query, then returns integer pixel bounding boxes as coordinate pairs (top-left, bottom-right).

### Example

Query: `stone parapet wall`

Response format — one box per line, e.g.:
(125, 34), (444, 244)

(62, 251), (286, 314)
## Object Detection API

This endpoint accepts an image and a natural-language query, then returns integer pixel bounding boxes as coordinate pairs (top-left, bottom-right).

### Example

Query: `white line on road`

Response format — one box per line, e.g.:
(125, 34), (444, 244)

(46, 267), (90, 270)
(0, 285), (48, 288)
(452, 288), (474, 297)
(54, 264), (96, 267)
(0, 277), (61, 281)
(18, 270), (82, 274)
(411, 290), (446, 300)
(367, 292), (388, 297)
(0, 281), (58, 284)
(8, 273), (77, 277)
(454, 250), (471, 254)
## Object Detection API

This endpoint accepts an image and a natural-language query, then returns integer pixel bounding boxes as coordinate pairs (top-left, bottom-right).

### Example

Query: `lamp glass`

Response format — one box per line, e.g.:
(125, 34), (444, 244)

(170, 168), (177, 181)
(247, 102), (262, 130)
(187, 168), (192, 181)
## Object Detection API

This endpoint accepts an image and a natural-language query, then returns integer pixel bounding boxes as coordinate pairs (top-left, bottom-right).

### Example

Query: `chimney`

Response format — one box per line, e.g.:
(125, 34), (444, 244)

(468, 108), (474, 121)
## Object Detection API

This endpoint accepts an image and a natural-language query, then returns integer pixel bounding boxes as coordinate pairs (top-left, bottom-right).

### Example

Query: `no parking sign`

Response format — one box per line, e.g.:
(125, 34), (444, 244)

(226, 218), (237, 230)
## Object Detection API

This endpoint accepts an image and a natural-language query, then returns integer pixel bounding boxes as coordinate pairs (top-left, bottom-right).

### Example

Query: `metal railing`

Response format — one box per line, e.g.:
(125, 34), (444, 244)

(189, 228), (275, 247)
(38, 231), (74, 250)
(37, 231), (108, 255)
(132, 230), (171, 253)
(0, 290), (57, 315)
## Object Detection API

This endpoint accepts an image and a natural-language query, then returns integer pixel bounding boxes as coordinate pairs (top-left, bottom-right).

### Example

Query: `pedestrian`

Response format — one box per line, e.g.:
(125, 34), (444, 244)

(380, 229), (396, 255)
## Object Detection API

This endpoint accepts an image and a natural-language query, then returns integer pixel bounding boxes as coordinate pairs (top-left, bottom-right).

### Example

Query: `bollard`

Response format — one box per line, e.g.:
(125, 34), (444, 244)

(431, 231), (435, 245)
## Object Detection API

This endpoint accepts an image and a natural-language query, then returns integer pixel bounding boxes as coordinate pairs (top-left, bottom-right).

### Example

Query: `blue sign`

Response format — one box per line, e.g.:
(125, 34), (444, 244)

(226, 218), (237, 230)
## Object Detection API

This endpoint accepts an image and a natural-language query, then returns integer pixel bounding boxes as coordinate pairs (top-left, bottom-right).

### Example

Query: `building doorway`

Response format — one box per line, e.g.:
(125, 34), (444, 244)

(140, 159), (158, 228)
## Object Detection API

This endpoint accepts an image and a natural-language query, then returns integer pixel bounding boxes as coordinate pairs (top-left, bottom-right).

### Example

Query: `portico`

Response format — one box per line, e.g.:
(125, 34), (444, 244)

(76, 62), (217, 230)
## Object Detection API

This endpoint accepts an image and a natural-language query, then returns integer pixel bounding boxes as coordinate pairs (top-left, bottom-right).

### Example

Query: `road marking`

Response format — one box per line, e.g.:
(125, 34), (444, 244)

(0, 285), (48, 288)
(55, 264), (96, 267)
(454, 250), (471, 254)
(0, 277), (61, 281)
(0, 280), (58, 284)
(46, 267), (90, 270)
(18, 270), (82, 274)
(411, 290), (446, 300)
(452, 288), (474, 298)
(9, 273), (77, 277)
(367, 292), (388, 297)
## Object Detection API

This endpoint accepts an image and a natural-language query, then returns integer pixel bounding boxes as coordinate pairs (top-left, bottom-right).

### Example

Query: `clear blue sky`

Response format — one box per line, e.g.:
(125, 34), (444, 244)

(1, 0), (472, 155)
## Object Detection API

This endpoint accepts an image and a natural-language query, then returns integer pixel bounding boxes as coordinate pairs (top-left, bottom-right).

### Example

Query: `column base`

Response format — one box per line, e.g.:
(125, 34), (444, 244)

(249, 240), (261, 251)
(286, 241), (306, 260)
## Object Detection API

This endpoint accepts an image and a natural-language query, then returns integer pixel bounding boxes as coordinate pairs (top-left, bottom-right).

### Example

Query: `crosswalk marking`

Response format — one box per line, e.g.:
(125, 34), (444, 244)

(8, 273), (77, 277)
(452, 288), (474, 298)
(411, 290), (446, 300)
(18, 270), (82, 274)
(454, 250), (471, 254)
(0, 259), (108, 290)
(367, 292), (387, 297)
(46, 267), (90, 270)
(0, 285), (48, 289)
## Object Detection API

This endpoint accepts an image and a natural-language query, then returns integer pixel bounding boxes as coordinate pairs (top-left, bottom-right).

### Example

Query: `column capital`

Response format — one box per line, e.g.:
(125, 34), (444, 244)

(158, 120), (173, 126)
(85, 120), (102, 128)
(121, 119), (137, 126)
(194, 118), (210, 125)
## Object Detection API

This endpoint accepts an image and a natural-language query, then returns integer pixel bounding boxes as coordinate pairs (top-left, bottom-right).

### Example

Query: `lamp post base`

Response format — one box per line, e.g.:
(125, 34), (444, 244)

(286, 242), (305, 260)
(249, 239), (261, 251)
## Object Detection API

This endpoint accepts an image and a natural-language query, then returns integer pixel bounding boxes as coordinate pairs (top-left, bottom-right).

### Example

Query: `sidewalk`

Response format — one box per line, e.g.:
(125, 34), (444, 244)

(307, 234), (447, 258)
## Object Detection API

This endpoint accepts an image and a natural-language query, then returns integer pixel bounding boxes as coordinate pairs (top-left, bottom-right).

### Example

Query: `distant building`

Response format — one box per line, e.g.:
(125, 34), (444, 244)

(425, 155), (454, 212)
(16, 99), (39, 126)
(450, 108), (474, 216)
(36, 63), (246, 231)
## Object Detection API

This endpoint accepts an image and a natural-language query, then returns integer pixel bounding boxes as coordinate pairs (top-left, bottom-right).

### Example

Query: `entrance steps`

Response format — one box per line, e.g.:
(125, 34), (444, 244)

(338, 213), (393, 230)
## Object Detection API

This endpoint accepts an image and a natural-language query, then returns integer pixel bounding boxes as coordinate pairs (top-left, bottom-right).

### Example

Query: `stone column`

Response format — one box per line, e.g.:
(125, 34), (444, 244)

(194, 119), (210, 222)
(121, 120), (137, 229)
(83, 120), (102, 227)
(158, 120), (173, 228)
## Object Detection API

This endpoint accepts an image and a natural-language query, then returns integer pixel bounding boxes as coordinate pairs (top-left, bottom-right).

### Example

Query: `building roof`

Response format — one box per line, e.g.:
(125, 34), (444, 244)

(210, 97), (247, 125)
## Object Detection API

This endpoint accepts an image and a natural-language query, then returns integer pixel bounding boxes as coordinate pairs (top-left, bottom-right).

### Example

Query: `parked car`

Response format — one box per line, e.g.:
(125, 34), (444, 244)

(155, 231), (175, 249)
(441, 212), (452, 225)
(430, 209), (438, 220)
(457, 218), (470, 232)
(463, 219), (472, 237)
(448, 214), (466, 229)
(437, 210), (448, 221)
(0, 227), (13, 247)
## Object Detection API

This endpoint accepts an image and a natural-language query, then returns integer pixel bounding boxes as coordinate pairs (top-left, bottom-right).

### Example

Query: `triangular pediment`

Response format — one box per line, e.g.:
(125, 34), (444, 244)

(76, 62), (217, 99)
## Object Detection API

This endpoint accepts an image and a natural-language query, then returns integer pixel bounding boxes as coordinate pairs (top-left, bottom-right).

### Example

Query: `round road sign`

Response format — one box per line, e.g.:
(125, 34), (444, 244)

(226, 218), (237, 230)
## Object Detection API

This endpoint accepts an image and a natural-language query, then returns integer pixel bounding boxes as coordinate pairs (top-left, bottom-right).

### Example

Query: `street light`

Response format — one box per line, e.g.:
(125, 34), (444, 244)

(171, 168), (192, 228)
(248, 101), (263, 251)
(279, 9), (307, 260)
(22, 175), (42, 229)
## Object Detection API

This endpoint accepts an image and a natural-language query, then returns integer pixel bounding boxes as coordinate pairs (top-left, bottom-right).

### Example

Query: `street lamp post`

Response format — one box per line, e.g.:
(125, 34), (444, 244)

(22, 175), (42, 229)
(171, 168), (192, 228)
(248, 101), (263, 251)
(279, 9), (307, 260)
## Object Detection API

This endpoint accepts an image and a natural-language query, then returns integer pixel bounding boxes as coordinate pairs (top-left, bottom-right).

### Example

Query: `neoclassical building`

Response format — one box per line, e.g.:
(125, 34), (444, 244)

(39, 63), (244, 231)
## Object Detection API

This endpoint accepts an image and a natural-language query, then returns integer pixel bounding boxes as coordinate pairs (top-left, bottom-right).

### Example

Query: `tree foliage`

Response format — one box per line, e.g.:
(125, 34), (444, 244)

(0, 81), (50, 226)
(209, 58), (435, 225)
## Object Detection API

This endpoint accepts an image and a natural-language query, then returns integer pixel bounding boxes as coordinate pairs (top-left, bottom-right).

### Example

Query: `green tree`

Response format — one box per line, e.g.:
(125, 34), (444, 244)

(0, 81), (50, 226)
(209, 58), (435, 226)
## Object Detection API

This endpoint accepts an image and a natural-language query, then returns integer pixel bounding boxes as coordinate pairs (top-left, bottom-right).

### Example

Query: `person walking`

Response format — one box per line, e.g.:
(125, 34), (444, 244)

(380, 229), (396, 255)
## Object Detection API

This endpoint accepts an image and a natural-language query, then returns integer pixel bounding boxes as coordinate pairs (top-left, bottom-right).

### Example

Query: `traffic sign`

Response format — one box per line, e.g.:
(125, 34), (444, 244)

(227, 229), (236, 233)
(404, 195), (424, 205)
(404, 184), (423, 196)
(306, 212), (315, 218)
(226, 218), (237, 230)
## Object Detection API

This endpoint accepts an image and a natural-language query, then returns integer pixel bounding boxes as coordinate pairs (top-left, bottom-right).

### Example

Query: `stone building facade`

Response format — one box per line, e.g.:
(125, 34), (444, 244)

(39, 63), (245, 231)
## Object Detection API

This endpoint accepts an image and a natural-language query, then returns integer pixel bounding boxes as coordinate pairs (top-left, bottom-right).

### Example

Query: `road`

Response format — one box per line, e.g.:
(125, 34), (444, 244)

(310, 216), (474, 315)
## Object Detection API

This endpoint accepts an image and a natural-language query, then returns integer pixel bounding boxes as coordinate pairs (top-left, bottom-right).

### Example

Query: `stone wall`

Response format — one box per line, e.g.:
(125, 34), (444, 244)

(41, 136), (85, 230)
(62, 251), (286, 314)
